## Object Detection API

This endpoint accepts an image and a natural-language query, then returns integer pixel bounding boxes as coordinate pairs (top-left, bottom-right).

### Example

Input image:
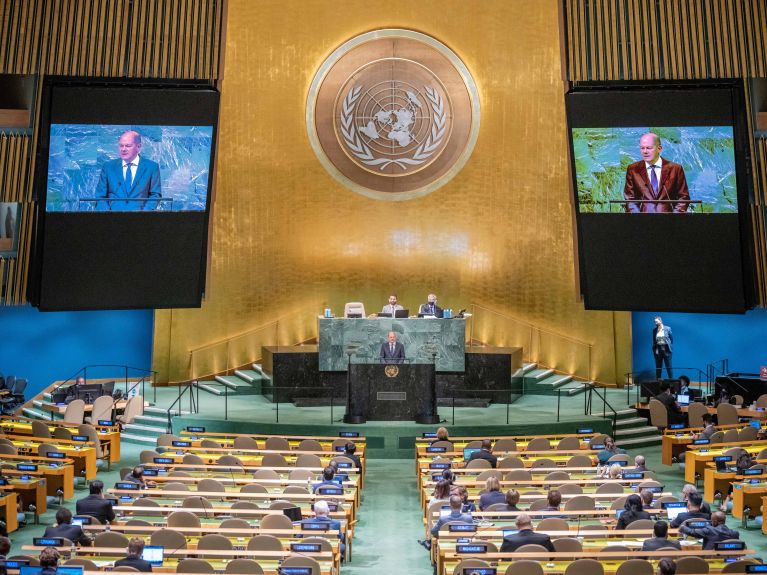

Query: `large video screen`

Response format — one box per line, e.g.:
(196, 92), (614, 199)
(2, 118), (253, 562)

(566, 83), (753, 313)
(29, 79), (219, 311)
(46, 124), (213, 212)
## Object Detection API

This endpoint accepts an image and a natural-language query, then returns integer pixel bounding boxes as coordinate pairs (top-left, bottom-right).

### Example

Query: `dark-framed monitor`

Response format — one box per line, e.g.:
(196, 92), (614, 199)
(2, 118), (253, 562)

(29, 77), (220, 310)
(565, 81), (754, 312)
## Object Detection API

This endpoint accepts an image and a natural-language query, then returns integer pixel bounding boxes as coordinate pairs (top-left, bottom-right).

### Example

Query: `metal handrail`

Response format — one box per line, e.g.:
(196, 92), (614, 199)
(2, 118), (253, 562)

(166, 383), (198, 433)
(583, 382), (618, 435)
(52, 364), (158, 402)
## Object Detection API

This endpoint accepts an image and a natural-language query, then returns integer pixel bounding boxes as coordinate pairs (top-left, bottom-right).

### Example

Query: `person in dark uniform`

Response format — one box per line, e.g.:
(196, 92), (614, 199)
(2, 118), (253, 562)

(75, 480), (115, 524)
(466, 439), (498, 468)
(114, 537), (154, 572)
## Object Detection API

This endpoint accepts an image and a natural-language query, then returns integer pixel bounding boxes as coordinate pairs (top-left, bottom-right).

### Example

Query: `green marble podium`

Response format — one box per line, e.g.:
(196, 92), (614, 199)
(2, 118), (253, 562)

(317, 317), (466, 372)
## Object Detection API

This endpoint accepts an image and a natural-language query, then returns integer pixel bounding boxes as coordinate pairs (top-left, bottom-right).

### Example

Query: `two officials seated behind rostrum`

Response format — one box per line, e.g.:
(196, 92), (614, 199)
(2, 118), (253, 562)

(76, 479), (115, 524)
(379, 331), (405, 364)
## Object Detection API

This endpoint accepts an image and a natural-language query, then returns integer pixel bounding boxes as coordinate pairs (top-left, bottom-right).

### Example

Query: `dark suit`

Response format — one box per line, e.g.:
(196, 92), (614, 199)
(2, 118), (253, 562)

(641, 537), (681, 551)
(114, 556), (153, 572)
(379, 341), (405, 364)
(76, 494), (116, 524)
(43, 522), (92, 546)
(95, 157), (162, 211)
(679, 522), (740, 550)
(478, 490), (506, 510)
(655, 391), (686, 426)
(623, 158), (690, 213)
(652, 324), (673, 379)
(468, 449), (498, 468)
(418, 303), (443, 318)
(670, 509), (710, 529)
(500, 528), (555, 553)
(344, 452), (362, 469)
(616, 509), (651, 530)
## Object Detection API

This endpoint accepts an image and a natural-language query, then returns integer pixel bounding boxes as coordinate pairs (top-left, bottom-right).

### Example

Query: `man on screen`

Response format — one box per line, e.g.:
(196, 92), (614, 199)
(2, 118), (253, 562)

(623, 132), (690, 213)
(95, 130), (162, 211)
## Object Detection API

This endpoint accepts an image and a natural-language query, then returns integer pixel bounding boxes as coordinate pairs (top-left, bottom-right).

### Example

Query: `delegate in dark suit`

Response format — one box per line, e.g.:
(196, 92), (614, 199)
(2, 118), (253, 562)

(379, 332), (405, 364)
(114, 557), (153, 572)
(96, 157), (162, 211)
(500, 529), (555, 553)
(43, 522), (92, 546)
(623, 159), (690, 213)
(641, 537), (681, 551)
(467, 448), (498, 469)
(76, 493), (116, 524)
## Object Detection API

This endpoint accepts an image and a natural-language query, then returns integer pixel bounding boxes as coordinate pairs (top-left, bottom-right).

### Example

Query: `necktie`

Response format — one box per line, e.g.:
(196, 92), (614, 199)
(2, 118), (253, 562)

(650, 164), (659, 195)
(125, 163), (134, 190)
(390, 344), (394, 353)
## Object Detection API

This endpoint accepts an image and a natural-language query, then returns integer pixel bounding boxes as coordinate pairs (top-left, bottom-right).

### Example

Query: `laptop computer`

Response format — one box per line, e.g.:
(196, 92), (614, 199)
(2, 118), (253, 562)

(141, 546), (164, 567)
(663, 501), (687, 521)
(676, 394), (690, 406)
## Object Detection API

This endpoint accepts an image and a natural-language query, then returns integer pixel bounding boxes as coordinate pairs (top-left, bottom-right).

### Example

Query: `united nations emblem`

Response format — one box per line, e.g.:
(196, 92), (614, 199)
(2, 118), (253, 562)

(307, 29), (480, 200)
(384, 365), (400, 378)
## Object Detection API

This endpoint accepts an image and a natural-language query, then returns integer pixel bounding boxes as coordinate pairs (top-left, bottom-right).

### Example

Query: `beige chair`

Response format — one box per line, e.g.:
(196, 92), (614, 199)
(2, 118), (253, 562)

(124, 519), (152, 528)
(687, 402), (709, 428)
(721, 559), (759, 573)
(219, 518), (251, 529)
(94, 531), (129, 547)
(453, 559), (490, 575)
(140, 450), (160, 464)
(476, 470), (503, 482)
(733, 395), (745, 406)
(233, 436), (259, 450)
(544, 471), (570, 481)
(201, 439), (222, 449)
(343, 302), (365, 318)
(0, 444), (17, 455)
(261, 453), (288, 467)
(85, 394), (114, 424)
(295, 454), (322, 468)
(626, 519), (655, 530)
(552, 537), (582, 552)
(63, 399), (86, 424)
(264, 436), (290, 451)
(528, 499), (549, 511)
(564, 495), (595, 511)
(648, 398), (668, 429)
(177, 559), (214, 574)
(556, 436), (581, 450)
(505, 469), (532, 481)
(182, 496), (213, 511)
(531, 458), (556, 469)
(466, 458), (491, 469)
(564, 558), (605, 575)
(556, 484), (583, 494)
(756, 394), (767, 409)
(330, 438), (349, 451)
(297, 439), (323, 451)
(231, 501), (259, 510)
(198, 478), (226, 493)
(331, 455), (356, 468)
(182, 453), (205, 467)
(431, 440), (453, 451)
(283, 485), (309, 495)
(253, 469), (280, 481)
(289, 468), (314, 481)
(269, 500), (295, 510)
(566, 454), (593, 467)
(516, 544), (549, 553)
(537, 517), (569, 531)
(615, 559), (653, 575)
(168, 510), (201, 528)
(240, 483), (268, 494)
(156, 434), (181, 447)
(132, 497), (161, 517)
(78, 423), (108, 467)
(225, 559), (264, 574)
(505, 561), (544, 575)
(64, 559), (99, 570)
(217, 454), (243, 466)
(197, 533), (233, 550)
(607, 454), (630, 464)
(595, 482), (624, 494)
(494, 439), (517, 452)
(709, 430), (725, 444)
(36, 442), (59, 458)
(675, 556), (710, 574)
(259, 513), (293, 530)
(610, 496), (628, 510)
(279, 556), (321, 575)
(31, 420), (52, 438)
(738, 426), (758, 441)
(247, 534), (284, 551)
(589, 434), (609, 447)
(526, 437), (551, 451)
(498, 457), (525, 469)
(150, 528), (186, 549)
(116, 395), (144, 425)
(717, 402), (739, 426)
(723, 428), (740, 443)
(53, 427), (72, 440)
(301, 536), (333, 552)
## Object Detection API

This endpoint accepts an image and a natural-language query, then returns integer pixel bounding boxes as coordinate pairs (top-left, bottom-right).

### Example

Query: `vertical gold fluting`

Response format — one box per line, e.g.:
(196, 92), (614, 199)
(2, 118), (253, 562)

(153, 0), (632, 384)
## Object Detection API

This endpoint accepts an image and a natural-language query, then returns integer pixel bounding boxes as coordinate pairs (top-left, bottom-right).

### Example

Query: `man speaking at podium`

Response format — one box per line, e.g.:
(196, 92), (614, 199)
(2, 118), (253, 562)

(379, 331), (405, 364)
(623, 132), (689, 213)
(96, 130), (162, 211)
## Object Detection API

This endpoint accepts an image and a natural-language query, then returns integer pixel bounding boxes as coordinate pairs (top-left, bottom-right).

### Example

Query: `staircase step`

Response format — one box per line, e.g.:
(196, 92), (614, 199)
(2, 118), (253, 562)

(615, 409), (639, 417)
(134, 414), (168, 423)
(120, 433), (159, 445)
(123, 422), (167, 434)
(530, 368), (555, 380)
(22, 407), (49, 419)
(234, 369), (262, 384)
(43, 393), (52, 401)
(565, 383), (591, 397)
(145, 406), (190, 416)
(536, 375), (573, 389)
(194, 381), (224, 396)
(614, 426), (660, 437)
(615, 417), (648, 427)
(617, 435), (662, 448)
(215, 375), (252, 389)
(521, 363), (537, 374)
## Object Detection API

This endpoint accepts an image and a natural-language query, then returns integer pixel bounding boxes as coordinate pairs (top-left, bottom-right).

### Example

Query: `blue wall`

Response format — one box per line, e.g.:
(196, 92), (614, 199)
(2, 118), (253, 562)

(632, 309), (767, 380)
(0, 305), (153, 398)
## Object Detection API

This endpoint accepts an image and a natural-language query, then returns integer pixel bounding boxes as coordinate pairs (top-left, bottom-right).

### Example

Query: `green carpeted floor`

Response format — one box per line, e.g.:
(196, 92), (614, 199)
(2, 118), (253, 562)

(8, 420), (767, 570)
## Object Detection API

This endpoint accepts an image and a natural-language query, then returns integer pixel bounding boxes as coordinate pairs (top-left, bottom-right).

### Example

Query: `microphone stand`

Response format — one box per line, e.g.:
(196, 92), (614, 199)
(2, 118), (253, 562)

(343, 347), (365, 424)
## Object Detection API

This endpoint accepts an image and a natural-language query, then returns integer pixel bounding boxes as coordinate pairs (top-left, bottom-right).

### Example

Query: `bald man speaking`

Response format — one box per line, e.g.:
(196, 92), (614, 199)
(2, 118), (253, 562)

(96, 130), (162, 211)
(623, 132), (689, 213)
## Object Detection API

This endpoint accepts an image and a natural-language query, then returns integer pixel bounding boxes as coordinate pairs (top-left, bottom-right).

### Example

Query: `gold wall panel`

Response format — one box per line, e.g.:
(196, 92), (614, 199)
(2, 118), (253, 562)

(153, 0), (633, 384)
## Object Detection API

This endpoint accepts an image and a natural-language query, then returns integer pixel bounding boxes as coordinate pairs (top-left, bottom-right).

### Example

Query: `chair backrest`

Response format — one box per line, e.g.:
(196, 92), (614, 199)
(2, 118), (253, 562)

(343, 302), (365, 318)
(259, 513), (293, 530)
(531, 458), (556, 469)
(150, 528), (187, 549)
(253, 468), (280, 480)
(201, 439), (222, 449)
(280, 555), (321, 575)
(197, 533), (233, 550)
(493, 438), (517, 452)
(504, 469), (532, 481)
(140, 450), (160, 463)
(556, 436), (581, 450)
(552, 537), (582, 552)
(516, 544), (548, 553)
(723, 428), (740, 443)
(219, 518), (251, 529)
(64, 559), (100, 571)
(526, 437), (551, 451)
(168, 510), (201, 528)
(301, 536), (333, 552)
(198, 478), (226, 492)
(607, 454), (629, 464)
(31, 420), (52, 438)
(283, 485), (310, 495)
(177, 559), (214, 574)
(498, 457), (525, 469)
(261, 453), (288, 467)
(77, 424), (103, 458)
(709, 430), (725, 444)
(232, 436), (259, 450)
(0, 444), (17, 455)
(466, 458), (491, 469)
(225, 559), (264, 575)
(295, 453), (322, 468)
(182, 496), (212, 510)
(156, 434), (181, 447)
(247, 534), (284, 551)
(717, 402), (739, 425)
(269, 499), (295, 510)
(564, 495), (595, 511)
(721, 559), (759, 573)
(36, 442), (58, 458)
(121, 395), (144, 424)
(505, 560), (544, 575)
(113, 568), (141, 572)
(94, 531), (130, 547)
(738, 426), (758, 441)
(556, 483), (583, 494)
(476, 469), (503, 482)
(615, 559), (654, 575)
(675, 556), (710, 574)
(289, 468), (314, 481)
(182, 453), (205, 465)
(565, 558), (605, 575)
(63, 399), (86, 424)
(756, 394), (767, 408)
(217, 455), (243, 467)
(240, 483), (268, 494)
(297, 439), (323, 451)
(626, 519), (655, 530)
(231, 501), (259, 510)
(453, 559), (490, 575)
(687, 402), (709, 428)
(566, 454), (593, 467)
(53, 426), (72, 440)
(90, 395), (114, 423)
(544, 471), (570, 481)
(595, 482), (624, 494)
(610, 496), (628, 510)
(648, 399), (668, 428)
(485, 502), (511, 512)
(264, 436), (290, 451)
(733, 395), (745, 406)
(537, 517), (569, 532)
(528, 498), (549, 511)
(161, 482), (188, 492)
